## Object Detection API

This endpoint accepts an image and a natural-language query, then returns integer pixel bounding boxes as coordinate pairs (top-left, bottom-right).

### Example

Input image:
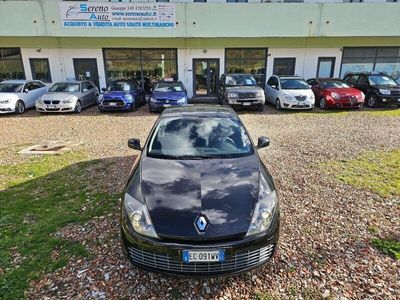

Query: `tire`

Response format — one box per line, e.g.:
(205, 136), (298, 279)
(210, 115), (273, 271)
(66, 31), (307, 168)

(15, 100), (25, 115)
(257, 104), (264, 112)
(74, 100), (82, 113)
(98, 106), (104, 113)
(275, 99), (281, 110)
(366, 95), (378, 108)
(319, 98), (327, 109)
(129, 102), (136, 112)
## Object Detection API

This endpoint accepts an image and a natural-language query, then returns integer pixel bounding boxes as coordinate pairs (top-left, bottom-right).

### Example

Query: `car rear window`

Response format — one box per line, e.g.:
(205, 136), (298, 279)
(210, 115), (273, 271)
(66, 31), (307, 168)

(147, 116), (254, 159)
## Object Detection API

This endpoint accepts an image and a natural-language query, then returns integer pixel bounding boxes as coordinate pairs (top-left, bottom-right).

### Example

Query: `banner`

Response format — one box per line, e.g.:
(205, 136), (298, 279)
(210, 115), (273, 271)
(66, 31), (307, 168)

(59, 2), (176, 29)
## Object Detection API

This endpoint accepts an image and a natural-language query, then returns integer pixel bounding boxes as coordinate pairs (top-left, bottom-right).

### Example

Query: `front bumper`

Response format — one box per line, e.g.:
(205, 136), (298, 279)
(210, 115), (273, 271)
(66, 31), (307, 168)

(282, 100), (314, 110)
(121, 211), (279, 277)
(35, 102), (75, 113)
(149, 101), (186, 111)
(329, 99), (364, 108)
(0, 104), (14, 114)
(98, 100), (133, 111)
(227, 97), (265, 107)
(378, 95), (400, 105)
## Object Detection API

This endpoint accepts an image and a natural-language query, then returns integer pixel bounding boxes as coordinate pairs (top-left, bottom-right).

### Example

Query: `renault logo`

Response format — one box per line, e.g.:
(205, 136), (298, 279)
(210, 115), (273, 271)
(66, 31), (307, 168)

(195, 215), (209, 233)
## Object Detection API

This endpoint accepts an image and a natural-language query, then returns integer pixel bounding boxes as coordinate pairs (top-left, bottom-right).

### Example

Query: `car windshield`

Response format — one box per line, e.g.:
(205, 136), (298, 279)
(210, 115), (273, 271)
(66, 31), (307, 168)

(368, 75), (398, 87)
(0, 83), (23, 93)
(225, 75), (257, 87)
(148, 116), (254, 159)
(321, 80), (350, 89)
(107, 81), (136, 92)
(49, 83), (80, 93)
(154, 82), (183, 92)
(280, 79), (310, 90)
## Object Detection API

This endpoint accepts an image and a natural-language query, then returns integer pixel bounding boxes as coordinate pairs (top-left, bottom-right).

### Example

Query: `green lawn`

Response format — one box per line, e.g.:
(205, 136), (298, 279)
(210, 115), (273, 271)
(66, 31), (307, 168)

(362, 108), (400, 117)
(0, 152), (119, 299)
(372, 239), (400, 260)
(321, 149), (400, 197)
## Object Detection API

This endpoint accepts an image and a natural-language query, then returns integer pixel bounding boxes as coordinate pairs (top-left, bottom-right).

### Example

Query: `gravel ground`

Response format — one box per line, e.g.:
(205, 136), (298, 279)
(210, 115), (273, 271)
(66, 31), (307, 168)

(1, 105), (399, 299)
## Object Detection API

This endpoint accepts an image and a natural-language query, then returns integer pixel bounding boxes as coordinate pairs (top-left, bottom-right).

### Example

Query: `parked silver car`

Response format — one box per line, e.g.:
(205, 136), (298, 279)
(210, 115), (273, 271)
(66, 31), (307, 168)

(36, 80), (99, 113)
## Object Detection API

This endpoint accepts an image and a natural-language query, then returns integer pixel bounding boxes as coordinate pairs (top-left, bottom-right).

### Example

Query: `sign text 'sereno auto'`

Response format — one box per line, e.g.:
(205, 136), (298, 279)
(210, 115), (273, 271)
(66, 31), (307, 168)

(59, 2), (175, 29)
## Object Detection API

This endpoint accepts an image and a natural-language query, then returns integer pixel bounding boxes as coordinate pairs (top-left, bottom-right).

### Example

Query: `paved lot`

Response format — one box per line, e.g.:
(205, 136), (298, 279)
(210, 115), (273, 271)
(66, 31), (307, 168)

(1, 105), (399, 299)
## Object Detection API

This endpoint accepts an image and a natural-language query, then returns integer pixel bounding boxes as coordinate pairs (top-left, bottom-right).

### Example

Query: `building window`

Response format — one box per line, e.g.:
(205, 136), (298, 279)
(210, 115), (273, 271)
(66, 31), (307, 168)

(273, 58), (296, 76)
(0, 48), (25, 81)
(103, 48), (177, 94)
(225, 48), (267, 88)
(29, 58), (52, 83)
(340, 47), (400, 82)
(316, 57), (335, 78)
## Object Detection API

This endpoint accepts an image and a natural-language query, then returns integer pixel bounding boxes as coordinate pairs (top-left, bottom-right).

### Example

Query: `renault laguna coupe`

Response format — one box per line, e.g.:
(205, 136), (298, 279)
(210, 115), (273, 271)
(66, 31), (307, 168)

(121, 105), (280, 277)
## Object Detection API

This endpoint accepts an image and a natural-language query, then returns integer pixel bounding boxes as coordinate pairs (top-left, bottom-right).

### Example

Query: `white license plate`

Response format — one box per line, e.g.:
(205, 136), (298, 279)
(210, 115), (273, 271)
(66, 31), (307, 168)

(163, 104), (171, 107)
(182, 250), (225, 263)
(242, 102), (252, 106)
(46, 105), (57, 109)
(109, 102), (117, 106)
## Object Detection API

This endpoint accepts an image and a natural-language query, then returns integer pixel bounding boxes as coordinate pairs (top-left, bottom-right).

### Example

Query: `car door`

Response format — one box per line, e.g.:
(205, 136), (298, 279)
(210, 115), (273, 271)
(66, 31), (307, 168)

(80, 82), (93, 107)
(23, 82), (40, 108)
(308, 79), (323, 102)
(265, 76), (279, 104)
(87, 82), (98, 106)
(356, 75), (369, 95)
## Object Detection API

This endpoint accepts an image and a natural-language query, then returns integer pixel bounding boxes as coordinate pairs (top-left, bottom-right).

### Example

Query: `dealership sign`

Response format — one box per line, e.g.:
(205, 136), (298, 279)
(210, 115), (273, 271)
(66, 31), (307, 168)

(59, 2), (175, 29)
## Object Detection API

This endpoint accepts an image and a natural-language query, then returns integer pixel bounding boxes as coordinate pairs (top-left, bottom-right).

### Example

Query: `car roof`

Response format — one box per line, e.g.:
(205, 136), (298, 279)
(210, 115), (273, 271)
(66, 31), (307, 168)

(344, 71), (385, 76)
(155, 80), (183, 84)
(161, 105), (237, 118)
(223, 73), (254, 76)
(53, 81), (83, 84)
(1, 80), (30, 84)
(278, 75), (304, 79)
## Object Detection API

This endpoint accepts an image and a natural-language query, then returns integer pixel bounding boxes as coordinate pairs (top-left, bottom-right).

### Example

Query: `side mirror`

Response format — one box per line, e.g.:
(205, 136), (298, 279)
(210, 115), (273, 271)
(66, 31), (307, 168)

(82, 88), (88, 92)
(128, 138), (141, 151)
(101, 87), (106, 92)
(271, 85), (278, 90)
(24, 88), (29, 93)
(256, 136), (270, 149)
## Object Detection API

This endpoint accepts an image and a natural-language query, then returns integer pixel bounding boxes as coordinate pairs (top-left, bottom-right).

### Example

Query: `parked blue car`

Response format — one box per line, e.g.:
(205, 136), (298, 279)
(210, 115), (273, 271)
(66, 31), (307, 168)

(149, 81), (188, 112)
(98, 80), (145, 112)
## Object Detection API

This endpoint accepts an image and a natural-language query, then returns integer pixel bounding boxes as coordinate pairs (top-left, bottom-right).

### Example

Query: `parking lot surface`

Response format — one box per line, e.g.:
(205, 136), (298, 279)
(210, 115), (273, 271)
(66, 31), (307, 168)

(1, 105), (399, 299)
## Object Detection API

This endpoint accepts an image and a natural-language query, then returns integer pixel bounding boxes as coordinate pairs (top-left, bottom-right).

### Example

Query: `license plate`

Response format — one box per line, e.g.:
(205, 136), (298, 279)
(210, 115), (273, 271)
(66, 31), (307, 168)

(46, 105), (57, 109)
(109, 102), (117, 106)
(242, 102), (251, 106)
(163, 104), (171, 107)
(182, 250), (225, 263)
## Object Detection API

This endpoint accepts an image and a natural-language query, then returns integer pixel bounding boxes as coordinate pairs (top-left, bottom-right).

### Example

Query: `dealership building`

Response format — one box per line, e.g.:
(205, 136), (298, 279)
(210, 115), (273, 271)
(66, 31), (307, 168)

(0, 0), (400, 98)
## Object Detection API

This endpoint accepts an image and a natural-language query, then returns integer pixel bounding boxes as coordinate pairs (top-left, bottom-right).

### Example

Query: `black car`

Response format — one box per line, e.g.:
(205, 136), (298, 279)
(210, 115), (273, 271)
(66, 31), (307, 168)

(343, 72), (400, 108)
(217, 74), (265, 111)
(121, 105), (280, 277)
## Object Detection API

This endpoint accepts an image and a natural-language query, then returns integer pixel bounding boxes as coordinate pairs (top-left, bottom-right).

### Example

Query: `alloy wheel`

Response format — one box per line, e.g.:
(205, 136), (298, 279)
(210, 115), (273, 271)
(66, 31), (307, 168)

(15, 101), (25, 114)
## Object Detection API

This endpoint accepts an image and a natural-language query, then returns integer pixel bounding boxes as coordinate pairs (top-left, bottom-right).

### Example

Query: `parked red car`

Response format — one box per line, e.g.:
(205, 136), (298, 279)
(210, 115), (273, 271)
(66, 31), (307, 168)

(307, 78), (365, 109)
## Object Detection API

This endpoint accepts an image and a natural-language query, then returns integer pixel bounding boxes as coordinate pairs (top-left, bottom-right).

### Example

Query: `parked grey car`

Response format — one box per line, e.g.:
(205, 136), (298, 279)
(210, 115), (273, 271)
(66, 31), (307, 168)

(217, 73), (265, 111)
(36, 80), (99, 113)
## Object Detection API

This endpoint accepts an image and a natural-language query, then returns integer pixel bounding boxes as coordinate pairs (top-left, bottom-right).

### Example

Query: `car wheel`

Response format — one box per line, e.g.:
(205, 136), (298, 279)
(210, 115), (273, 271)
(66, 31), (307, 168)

(275, 99), (281, 110)
(98, 106), (104, 113)
(129, 103), (136, 112)
(257, 104), (264, 112)
(15, 100), (25, 115)
(366, 95), (378, 108)
(319, 98), (327, 109)
(74, 100), (82, 113)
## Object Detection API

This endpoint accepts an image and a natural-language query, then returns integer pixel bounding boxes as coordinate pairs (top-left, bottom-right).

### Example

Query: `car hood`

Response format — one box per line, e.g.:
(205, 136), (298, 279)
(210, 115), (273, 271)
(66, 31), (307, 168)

(41, 92), (79, 100)
(152, 91), (186, 100)
(371, 85), (400, 91)
(225, 86), (263, 93)
(324, 87), (362, 95)
(103, 91), (129, 98)
(0, 93), (19, 101)
(140, 155), (260, 240)
(283, 89), (314, 97)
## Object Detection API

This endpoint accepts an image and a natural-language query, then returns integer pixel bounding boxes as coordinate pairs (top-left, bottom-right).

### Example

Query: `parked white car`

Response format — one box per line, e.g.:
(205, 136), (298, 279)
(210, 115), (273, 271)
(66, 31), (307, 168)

(265, 75), (315, 110)
(0, 80), (48, 114)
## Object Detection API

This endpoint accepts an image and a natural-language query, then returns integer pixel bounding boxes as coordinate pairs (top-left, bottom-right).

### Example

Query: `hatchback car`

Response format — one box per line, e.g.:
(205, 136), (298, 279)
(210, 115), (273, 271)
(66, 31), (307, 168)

(36, 80), (98, 113)
(217, 73), (265, 111)
(0, 80), (47, 114)
(149, 81), (188, 112)
(98, 79), (145, 112)
(343, 72), (400, 108)
(121, 105), (280, 277)
(307, 78), (365, 109)
(265, 75), (315, 110)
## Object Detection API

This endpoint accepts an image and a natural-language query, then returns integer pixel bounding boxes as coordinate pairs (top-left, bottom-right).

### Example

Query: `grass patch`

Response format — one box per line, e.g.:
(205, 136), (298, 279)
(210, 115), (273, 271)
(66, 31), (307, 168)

(363, 108), (400, 117)
(372, 239), (400, 260)
(0, 152), (119, 299)
(321, 149), (400, 197)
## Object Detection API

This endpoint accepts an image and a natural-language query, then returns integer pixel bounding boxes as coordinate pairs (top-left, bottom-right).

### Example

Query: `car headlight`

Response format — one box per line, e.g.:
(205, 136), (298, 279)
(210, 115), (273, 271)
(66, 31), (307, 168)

(62, 99), (73, 104)
(359, 92), (365, 100)
(309, 94), (315, 100)
(257, 90), (265, 98)
(125, 94), (133, 101)
(36, 99), (43, 104)
(98, 94), (104, 101)
(124, 193), (158, 239)
(177, 97), (187, 104)
(330, 92), (340, 100)
(0, 99), (11, 104)
(379, 89), (391, 95)
(283, 94), (294, 101)
(227, 92), (238, 98)
(246, 175), (277, 237)
(150, 97), (157, 103)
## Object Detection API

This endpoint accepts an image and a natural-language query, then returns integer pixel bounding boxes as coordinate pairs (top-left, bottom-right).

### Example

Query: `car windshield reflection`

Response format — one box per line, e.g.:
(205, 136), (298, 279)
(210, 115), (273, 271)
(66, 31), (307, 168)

(49, 83), (80, 93)
(154, 82), (183, 92)
(147, 116), (254, 159)
(0, 83), (23, 93)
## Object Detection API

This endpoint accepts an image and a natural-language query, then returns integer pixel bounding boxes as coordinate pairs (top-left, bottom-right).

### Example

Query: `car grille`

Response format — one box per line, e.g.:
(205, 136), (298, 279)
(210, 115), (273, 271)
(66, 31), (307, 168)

(155, 98), (177, 103)
(391, 90), (400, 96)
(127, 244), (275, 275)
(102, 99), (125, 107)
(238, 93), (258, 99)
(295, 96), (307, 101)
(44, 100), (60, 104)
